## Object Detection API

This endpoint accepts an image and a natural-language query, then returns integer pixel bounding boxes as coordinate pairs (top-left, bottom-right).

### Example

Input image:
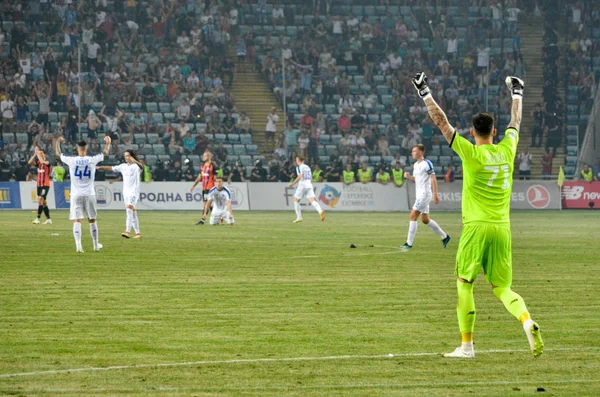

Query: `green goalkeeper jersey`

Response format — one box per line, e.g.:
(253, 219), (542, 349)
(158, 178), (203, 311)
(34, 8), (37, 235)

(450, 127), (518, 224)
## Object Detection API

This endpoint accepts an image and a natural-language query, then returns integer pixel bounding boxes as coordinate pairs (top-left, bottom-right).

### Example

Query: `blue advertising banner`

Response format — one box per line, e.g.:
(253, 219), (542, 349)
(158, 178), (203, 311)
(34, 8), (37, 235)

(53, 182), (71, 209)
(0, 182), (22, 209)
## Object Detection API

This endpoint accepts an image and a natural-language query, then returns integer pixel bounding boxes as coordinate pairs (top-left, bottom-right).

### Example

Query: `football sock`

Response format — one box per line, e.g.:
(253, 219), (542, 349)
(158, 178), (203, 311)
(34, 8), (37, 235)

(73, 222), (82, 248)
(294, 201), (302, 219)
(426, 219), (447, 239)
(407, 221), (418, 245)
(43, 206), (50, 219)
(493, 287), (530, 322)
(125, 208), (133, 233)
(37, 205), (43, 218)
(131, 210), (140, 234)
(311, 201), (323, 214)
(90, 222), (99, 250)
(456, 280), (476, 337)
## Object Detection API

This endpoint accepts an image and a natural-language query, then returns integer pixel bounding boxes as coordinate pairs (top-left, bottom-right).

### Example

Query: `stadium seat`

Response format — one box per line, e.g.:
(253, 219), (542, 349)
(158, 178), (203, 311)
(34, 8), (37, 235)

(147, 134), (159, 144)
(141, 145), (154, 155)
(240, 155), (252, 166)
(159, 102), (171, 113)
(240, 134), (252, 145)
(215, 133), (227, 143)
(146, 102), (158, 112)
(233, 144), (246, 155)
(246, 144), (258, 154)
(134, 134), (147, 144)
(152, 144), (166, 155)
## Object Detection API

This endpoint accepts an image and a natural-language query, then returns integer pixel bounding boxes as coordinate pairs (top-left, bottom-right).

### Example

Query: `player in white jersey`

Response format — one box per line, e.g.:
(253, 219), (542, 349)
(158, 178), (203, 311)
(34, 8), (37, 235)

(401, 144), (451, 250)
(201, 176), (234, 225)
(55, 136), (111, 253)
(288, 155), (325, 223)
(98, 150), (143, 238)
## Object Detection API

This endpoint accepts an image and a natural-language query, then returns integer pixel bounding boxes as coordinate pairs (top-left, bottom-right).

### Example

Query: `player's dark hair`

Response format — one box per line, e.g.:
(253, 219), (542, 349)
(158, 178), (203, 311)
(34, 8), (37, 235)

(38, 149), (46, 154)
(77, 141), (87, 148)
(297, 154), (305, 162)
(415, 144), (426, 153)
(125, 150), (138, 162)
(472, 113), (495, 137)
(215, 175), (224, 181)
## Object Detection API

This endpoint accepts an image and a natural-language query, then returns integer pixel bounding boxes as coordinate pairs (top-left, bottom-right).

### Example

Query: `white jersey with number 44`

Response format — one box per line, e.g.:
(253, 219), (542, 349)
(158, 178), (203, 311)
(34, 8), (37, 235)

(112, 163), (141, 198)
(60, 153), (104, 196)
(413, 159), (435, 197)
(297, 164), (313, 186)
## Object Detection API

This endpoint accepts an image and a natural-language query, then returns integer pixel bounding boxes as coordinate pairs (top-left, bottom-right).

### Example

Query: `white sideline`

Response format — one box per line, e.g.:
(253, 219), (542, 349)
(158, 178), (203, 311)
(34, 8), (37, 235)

(0, 347), (596, 379)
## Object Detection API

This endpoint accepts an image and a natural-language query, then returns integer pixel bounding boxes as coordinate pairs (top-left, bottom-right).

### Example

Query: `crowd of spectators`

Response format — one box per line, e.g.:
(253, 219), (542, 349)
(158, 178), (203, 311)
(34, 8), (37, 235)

(0, 0), (597, 183)
(0, 0), (256, 181)
(252, 0), (528, 179)
(563, 0), (599, 175)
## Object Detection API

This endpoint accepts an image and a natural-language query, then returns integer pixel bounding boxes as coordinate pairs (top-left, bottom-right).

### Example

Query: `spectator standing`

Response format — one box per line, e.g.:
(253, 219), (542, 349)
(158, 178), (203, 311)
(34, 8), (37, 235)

(541, 148), (553, 180)
(1, 95), (15, 137)
(518, 147), (532, 180)
(265, 107), (279, 151)
(531, 103), (544, 147)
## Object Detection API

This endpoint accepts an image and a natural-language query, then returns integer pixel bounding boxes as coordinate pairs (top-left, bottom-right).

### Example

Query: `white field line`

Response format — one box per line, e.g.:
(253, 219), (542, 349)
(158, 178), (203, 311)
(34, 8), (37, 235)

(0, 347), (597, 379)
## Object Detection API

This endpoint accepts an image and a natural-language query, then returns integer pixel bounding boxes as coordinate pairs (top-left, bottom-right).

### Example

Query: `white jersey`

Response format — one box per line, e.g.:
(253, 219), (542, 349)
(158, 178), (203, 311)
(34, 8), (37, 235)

(413, 158), (434, 197)
(296, 164), (313, 186)
(207, 186), (231, 211)
(61, 153), (104, 196)
(112, 162), (141, 198)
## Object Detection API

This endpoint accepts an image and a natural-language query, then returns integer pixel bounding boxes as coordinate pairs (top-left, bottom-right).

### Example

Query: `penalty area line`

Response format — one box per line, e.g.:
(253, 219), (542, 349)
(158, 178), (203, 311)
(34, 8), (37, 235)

(0, 347), (597, 379)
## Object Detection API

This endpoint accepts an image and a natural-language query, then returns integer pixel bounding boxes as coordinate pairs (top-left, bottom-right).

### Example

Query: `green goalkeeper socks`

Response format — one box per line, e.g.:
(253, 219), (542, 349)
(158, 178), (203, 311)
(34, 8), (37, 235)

(456, 280), (476, 335)
(493, 287), (529, 321)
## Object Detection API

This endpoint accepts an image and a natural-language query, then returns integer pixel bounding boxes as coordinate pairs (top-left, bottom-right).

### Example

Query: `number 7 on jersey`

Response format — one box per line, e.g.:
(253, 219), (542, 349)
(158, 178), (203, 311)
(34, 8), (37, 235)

(484, 165), (510, 190)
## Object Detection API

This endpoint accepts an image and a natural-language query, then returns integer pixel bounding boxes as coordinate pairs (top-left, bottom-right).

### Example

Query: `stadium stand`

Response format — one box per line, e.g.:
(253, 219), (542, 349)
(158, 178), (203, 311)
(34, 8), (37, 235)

(0, 0), (597, 182)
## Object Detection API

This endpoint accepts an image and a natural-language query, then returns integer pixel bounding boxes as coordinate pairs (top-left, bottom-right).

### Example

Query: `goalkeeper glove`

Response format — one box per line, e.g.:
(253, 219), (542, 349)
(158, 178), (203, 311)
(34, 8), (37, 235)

(505, 76), (524, 99)
(412, 72), (432, 100)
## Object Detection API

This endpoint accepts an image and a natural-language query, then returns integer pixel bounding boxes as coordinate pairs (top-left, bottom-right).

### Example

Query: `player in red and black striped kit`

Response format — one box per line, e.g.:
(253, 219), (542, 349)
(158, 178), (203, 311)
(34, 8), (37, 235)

(190, 151), (218, 225)
(28, 147), (53, 224)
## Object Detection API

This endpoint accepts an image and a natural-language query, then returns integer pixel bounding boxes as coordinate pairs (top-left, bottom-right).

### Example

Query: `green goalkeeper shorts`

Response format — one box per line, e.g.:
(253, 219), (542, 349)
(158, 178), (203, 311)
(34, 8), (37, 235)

(455, 223), (513, 288)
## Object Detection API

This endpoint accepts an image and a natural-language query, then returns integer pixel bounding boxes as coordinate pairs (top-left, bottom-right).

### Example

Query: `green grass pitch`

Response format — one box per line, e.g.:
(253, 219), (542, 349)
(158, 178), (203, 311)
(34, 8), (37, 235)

(0, 210), (599, 395)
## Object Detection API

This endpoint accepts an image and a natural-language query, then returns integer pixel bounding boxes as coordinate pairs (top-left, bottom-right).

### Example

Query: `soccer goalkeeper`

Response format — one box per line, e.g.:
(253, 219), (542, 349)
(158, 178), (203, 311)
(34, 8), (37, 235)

(412, 72), (544, 358)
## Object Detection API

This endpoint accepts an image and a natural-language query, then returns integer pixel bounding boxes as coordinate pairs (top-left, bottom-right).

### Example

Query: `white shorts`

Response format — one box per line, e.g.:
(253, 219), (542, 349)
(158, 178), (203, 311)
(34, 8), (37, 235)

(412, 194), (432, 214)
(124, 195), (139, 208)
(294, 184), (315, 200)
(210, 209), (233, 225)
(70, 195), (98, 220)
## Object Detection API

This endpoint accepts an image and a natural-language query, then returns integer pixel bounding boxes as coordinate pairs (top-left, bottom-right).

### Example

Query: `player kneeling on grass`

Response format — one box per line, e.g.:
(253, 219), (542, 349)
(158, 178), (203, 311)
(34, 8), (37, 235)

(98, 150), (143, 238)
(55, 136), (111, 253)
(288, 155), (325, 223)
(201, 176), (234, 225)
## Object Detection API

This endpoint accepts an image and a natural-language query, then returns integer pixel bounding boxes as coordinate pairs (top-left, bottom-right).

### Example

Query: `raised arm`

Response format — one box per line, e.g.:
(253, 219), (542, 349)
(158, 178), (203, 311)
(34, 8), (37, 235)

(55, 136), (65, 157)
(27, 150), (38, 166)
(411, 72), (455, 144)
(505, 76), (524, 131)
(102, 135), (112, 157)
